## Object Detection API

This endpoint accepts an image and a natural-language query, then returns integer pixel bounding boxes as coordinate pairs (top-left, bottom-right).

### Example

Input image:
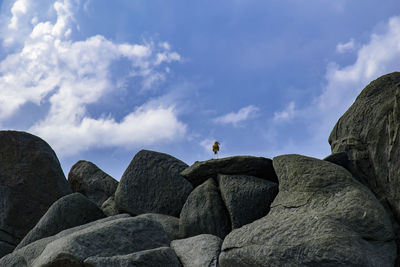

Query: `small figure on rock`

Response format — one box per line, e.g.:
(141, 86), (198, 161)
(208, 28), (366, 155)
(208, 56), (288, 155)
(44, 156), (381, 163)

(212, 141), (220, 158)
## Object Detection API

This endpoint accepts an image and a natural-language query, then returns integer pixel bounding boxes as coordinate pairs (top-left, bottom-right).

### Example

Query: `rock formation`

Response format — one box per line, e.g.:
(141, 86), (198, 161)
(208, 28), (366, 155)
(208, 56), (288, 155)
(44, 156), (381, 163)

(0, 72), (399, 266)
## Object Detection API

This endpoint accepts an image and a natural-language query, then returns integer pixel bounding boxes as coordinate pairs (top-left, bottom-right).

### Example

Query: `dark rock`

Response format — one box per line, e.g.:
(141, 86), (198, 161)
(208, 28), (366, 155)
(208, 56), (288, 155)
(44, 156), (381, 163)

(115, 150), (193, 217)
(219, 154), (396, 267)
(68, 160), (118, 207)
(26, 216), (170, 266)
(101, 196), (119, 217)
(16, 192), (105, 250)
(0, 130), (71, 258)
(171, 234), (222, 267)
(0, 214), (130, 266)
(217, 174), (278, 229)
(179, 178), (231, 239)
(0, 241), (15, 259)
(329, 72), (400, 222)
(135, 213), (181, 241)
(180, 156), (278, 187)
(83, 247), (182, 267)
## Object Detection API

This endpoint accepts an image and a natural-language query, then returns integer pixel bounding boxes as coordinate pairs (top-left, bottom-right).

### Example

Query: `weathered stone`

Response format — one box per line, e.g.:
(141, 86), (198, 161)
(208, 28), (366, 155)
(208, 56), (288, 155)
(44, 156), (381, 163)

(0, 241), (14, 259)
(16, 193), (105, 250)
(68, 160), (118, 207)
(171, 234), (222, 267)
(83, 247), (182, 267)
(31, 216), (170, 266)
(218, 174), (278, 229)
(135, 213), (181, 241)
(179, 178), (231, 239)
(115, 150), (193, 217)
(329, 72), (400, 222)
(0, 130), (71, 258)
(101, 196), (119, 217)
(219, 154), (396, 267)
(180, 156), (278, 187)
(0, 214), (131, 266)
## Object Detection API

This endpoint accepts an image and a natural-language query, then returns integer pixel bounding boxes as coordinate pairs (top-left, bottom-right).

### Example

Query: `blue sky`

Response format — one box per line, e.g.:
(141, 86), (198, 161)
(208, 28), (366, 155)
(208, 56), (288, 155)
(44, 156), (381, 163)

(0, 0), (399, 180)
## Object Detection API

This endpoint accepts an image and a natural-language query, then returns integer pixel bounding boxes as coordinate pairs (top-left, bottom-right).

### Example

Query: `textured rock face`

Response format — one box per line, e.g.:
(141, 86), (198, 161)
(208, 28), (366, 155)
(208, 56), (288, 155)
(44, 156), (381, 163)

(101, 196), (119, 217)
(0, 130), (71, 257)
(180, 156), (278, 187)
(0, 214), (131, 266)
(219, 154), (396, 267)
(115, 150), (193, 217)
(218, 174), (278, 229)
(68, 160), (118, 207)
(329, 72), (400, 222)
(135, 213), (181, 241)
(171, 234), (222, 267)
(179, 178), (231, 239)
(84, 247), (182, 267)
(16, 193), (105, 250)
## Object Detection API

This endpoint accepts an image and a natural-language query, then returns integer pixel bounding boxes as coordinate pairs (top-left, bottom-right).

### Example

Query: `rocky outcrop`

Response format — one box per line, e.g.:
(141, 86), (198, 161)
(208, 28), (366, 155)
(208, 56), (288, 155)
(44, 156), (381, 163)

(329, 72), (400, 222)
(16, 193), (105, 250)
(180, 156), (278, 187)
(0, 214), (131, 266)
(68, 160), (118, 207)
(84, 247), (182, 267)
(219, 154), (396, 266)
(115, 150), (193, 217)
(171, 234), (222, 267)
(0, 130), (71, 258)
(101, 195), (119, 216)
(135, 213), (181, 241)
(218, 174), (278, 229)
(179, 178), (231, 239)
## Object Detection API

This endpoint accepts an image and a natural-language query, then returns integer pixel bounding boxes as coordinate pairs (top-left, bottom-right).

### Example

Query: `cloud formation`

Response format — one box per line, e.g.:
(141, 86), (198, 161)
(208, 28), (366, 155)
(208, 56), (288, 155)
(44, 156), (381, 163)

(213, 105), (259, 127)
(0, 0), (185, 156)
(336, 38), (356, 54)
(273, 101), (296, 122)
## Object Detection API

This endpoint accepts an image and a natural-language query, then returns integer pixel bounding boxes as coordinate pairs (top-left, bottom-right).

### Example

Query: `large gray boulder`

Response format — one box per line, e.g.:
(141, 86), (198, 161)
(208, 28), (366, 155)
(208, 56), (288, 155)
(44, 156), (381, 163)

(115, 150), (193, 217)
(219, 154), (396, 267)
(171, 234), (222, 267)
(135, 213), (181, 241)
(83, 247), (182, 267)
(16, 193), (105, 250)
(0, 131), (71, 258)
(179, 178), (231, 239)
(218, 174), (278, 229)
(329, 72), (400, 222)
(0, 214), (130, 266)
(68, 160), (118, 207)
(180, 156), (278, 187)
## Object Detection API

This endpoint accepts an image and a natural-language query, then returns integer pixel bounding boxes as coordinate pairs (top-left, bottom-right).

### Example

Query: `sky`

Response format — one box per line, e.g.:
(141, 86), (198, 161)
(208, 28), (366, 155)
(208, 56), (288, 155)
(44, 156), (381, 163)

(0, 0), (399, 180)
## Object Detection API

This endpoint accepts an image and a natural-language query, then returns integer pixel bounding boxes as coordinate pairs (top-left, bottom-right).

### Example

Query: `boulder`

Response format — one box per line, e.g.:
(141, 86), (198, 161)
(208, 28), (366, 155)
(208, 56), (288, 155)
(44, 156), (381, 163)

(217, 174), (278, 229)
(68, 160), (118, 207)
(135, 213), (181, 241)
(219, 154), (396, 267)
(115, 150), (193, 217)
(180, 156), (278, 187)
(329, 72), (400, 222)
(101, 196), (119, 217)
(83, 247), (182, 267)
(16, 193), (105, 249)
(179, 178), (231, 239)
(0, 214), (131, 266)
(0, 130), (71, 258)
(30, 216), (170, 266)
(171, 234), (222, 267)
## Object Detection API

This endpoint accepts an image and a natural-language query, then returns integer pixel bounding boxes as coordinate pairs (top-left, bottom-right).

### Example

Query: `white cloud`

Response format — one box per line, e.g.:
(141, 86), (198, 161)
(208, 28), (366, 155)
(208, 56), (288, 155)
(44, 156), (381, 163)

(286, 15), (400, 158)
(273, 101), (296, 122)
(336, 38), (355, 54)
(0, 0), (185, 156)
(213, 105), (259, 126)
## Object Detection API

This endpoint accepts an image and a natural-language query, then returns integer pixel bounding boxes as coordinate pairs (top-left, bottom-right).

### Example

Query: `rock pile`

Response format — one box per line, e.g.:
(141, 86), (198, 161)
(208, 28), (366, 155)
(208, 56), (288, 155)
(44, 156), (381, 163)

(0, 72), (399, 266)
